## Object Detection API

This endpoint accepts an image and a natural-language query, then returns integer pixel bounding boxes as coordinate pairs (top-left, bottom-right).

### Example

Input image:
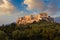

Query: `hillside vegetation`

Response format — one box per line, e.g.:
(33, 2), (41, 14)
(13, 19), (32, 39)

(0, 20), (60, 40)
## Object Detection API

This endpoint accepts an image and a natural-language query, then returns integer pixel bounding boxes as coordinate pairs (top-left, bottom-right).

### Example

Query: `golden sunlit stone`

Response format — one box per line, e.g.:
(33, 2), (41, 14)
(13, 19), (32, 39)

(16, 13), (54, 25)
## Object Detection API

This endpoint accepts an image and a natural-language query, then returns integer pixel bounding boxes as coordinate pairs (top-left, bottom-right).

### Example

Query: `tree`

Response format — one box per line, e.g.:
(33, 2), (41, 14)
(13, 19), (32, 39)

(12, 30), (21, 40)
(0, 30), (8, 40)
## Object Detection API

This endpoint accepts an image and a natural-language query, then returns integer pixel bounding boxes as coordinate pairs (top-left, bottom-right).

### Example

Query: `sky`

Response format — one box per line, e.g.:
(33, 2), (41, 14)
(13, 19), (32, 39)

(0, 0), (60, 25)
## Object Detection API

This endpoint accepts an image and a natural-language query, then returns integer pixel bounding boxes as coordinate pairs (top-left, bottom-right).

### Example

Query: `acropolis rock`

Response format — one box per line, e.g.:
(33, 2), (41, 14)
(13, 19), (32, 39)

(16, 13), (54, 25)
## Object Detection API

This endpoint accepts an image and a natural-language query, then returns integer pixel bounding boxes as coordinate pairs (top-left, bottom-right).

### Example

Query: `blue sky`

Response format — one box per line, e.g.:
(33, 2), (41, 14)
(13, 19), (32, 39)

(10, 0), (60, 15)
(0, 0), (60, 25)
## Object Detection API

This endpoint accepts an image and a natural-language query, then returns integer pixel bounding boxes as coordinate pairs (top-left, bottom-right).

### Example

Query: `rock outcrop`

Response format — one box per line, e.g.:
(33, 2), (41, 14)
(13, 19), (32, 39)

(16, 13), (54, 25)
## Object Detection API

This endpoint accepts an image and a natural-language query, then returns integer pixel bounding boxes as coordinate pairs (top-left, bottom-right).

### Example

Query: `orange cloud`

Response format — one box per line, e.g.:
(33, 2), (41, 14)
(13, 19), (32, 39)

(24, 0), (45, 10)
(0, 0), (14, 14)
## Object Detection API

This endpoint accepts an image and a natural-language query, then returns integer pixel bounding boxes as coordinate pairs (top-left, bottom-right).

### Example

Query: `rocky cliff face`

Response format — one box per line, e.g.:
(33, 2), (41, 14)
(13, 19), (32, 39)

(16, 13), (54, 25)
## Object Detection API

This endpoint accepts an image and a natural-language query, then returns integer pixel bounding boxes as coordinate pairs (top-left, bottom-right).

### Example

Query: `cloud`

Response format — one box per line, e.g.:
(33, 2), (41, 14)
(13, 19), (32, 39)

(0, 11), (29, 25)
(0, 0), (14, 14)
(24, 0), (60, 16)
(24, 0), (47, 11)
(45, 0), (60, 15)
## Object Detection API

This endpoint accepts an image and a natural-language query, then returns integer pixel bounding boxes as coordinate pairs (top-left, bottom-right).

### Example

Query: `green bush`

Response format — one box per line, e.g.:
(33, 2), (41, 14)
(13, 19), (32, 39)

(0, 20), (60, 40)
